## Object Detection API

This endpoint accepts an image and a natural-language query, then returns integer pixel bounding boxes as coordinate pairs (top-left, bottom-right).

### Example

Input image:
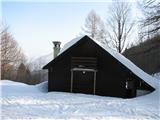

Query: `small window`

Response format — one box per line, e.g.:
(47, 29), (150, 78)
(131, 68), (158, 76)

(126, 79), (134, 89)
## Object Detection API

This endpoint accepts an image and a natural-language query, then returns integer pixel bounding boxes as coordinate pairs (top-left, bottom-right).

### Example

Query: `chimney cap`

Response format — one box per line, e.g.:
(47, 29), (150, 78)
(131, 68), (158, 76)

(52, 41), (61, 45)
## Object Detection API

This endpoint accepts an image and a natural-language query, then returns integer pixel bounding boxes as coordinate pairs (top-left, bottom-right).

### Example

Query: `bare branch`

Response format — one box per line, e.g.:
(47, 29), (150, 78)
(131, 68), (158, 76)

(82, 10), (109, 45)
(106, 1), (134, 53)
(1, 26), (26, 79)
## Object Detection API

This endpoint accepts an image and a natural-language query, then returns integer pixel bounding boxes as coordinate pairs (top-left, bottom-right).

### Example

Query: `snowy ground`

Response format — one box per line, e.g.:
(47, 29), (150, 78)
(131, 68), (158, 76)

(153, 72), (160, 80)
(0, 79), (160, 120)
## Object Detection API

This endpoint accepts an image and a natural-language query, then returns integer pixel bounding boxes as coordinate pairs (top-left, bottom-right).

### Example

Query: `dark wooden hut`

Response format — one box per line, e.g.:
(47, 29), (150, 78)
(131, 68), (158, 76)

(43, 35), (155, 98)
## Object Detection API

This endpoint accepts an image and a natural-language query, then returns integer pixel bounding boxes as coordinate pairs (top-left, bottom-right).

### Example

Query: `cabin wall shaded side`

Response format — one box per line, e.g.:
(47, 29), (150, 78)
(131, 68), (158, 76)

(96, 50), (128, 98)
(48, 37), (136, 98)
(48, 57), (71, 92)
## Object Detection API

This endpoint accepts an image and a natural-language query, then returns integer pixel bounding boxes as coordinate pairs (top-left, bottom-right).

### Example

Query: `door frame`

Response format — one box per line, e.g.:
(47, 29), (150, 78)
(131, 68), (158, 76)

(70, 68), (97, 94)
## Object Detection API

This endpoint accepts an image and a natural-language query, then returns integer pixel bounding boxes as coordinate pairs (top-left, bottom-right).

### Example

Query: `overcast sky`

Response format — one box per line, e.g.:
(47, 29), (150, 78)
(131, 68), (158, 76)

(2, 0), (140, 59)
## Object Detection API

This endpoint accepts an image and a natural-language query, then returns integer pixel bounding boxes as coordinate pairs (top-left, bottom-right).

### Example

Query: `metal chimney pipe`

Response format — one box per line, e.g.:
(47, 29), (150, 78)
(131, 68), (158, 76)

(52, 41), (61, 58)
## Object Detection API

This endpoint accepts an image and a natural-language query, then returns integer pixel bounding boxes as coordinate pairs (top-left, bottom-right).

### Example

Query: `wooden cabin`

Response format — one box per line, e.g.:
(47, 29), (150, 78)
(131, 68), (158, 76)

(43, 35), (155, 98)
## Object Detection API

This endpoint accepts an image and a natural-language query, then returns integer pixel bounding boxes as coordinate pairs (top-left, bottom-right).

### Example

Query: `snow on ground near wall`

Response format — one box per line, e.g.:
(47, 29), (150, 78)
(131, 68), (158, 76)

(0, 80), (160, 120)
(153, 72), (160, 80)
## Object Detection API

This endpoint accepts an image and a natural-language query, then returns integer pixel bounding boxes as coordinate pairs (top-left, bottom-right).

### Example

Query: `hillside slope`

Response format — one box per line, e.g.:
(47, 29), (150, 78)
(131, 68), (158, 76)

(123, 35), (160, 74)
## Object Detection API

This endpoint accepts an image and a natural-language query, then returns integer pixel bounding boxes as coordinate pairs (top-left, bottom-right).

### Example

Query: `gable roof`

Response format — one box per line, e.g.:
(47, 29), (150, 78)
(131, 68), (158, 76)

(43, 35), (158, 89)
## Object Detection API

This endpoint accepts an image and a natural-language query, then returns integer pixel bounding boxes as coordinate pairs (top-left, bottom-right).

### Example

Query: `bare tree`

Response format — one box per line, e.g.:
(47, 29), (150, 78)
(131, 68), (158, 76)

(140, 0), (160, 35)
(16, 63), (31, 84)
(106, 1), (134, 53)
(0, 26), (26, 80)
(82, 10), (108, 44)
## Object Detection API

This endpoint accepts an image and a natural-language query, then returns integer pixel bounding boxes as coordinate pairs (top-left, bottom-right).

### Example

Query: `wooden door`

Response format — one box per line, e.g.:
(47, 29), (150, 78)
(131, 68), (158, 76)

(73, 71), (94, 94)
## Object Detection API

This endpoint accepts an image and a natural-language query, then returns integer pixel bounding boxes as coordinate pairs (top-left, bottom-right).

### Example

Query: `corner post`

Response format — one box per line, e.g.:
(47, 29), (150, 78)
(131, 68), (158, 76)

(70, 70), (73, 92)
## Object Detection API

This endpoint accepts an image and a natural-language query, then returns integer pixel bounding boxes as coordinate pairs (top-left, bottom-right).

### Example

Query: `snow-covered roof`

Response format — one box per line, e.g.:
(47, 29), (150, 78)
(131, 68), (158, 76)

(58, 35), (86, 55)
(57, 35), (158, 89)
